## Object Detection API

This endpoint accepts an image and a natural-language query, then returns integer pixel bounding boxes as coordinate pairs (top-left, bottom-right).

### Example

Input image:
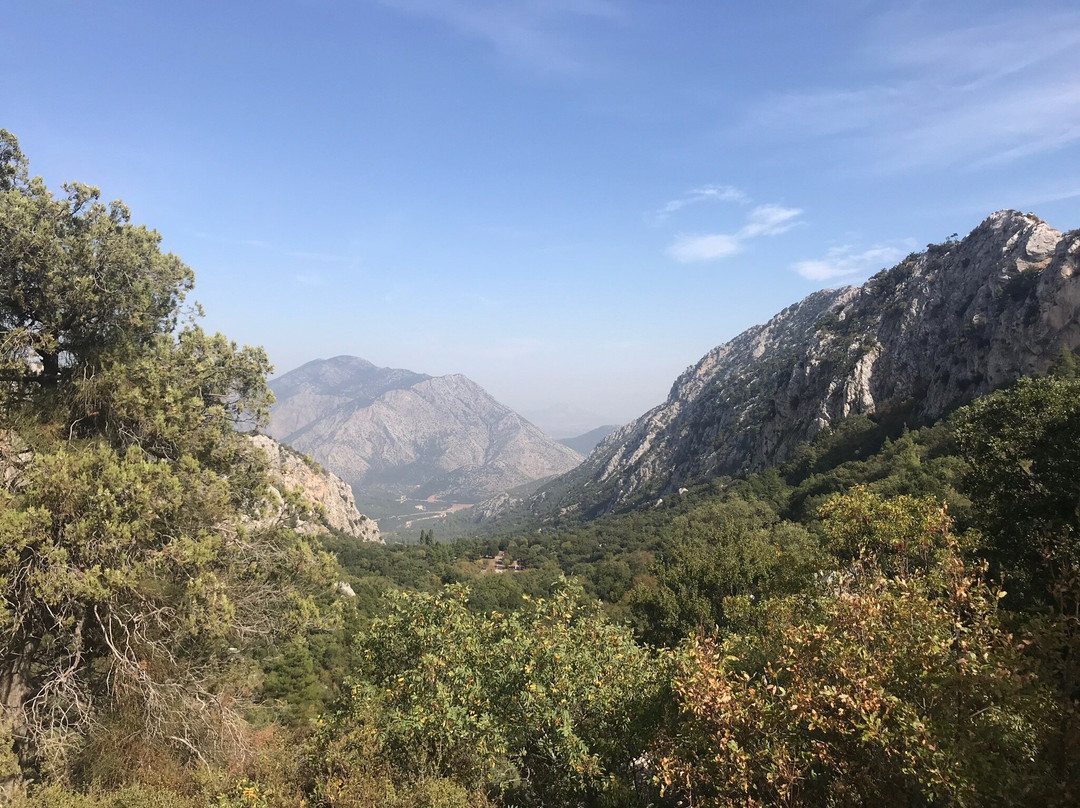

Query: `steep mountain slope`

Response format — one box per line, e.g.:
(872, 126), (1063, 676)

(532, 210), (1080, 515)
(559, 425), (621, 455)
(268, 360), (583, 501)
(249, 434), (382, 543)
(267, 355), (430, 443)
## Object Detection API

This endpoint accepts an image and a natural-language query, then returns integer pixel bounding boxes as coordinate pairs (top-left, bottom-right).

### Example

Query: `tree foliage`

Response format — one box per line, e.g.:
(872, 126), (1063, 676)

(956, 374), (1080, 610)
(0, 130), (336, 789)
(629, 499), (819, 646)
(310, 582), (667, 807)
(955, 373), (1080, 787)
(657, 490), (1057, 807)
(0, 130), (193, 397)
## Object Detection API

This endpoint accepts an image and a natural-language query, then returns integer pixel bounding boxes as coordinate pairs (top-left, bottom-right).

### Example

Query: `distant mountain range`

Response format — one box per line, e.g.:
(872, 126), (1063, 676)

(266, 357), (582, 502)
(503, 210), (1080, 519)
(520, 403), (618, 440)
(558, 425), (620, 455)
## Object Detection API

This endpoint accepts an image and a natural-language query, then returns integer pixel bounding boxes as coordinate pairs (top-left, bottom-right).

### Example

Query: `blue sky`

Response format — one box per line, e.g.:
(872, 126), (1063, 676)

(5, 0), (1080, 435)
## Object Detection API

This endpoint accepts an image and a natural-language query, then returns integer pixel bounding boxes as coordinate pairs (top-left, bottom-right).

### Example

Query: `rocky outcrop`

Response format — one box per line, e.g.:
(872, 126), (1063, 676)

(249, 433), (382, 543)
(268, 360), (583, 501)
(531, 210), (1080, 514)
(0, 430), (31, 490)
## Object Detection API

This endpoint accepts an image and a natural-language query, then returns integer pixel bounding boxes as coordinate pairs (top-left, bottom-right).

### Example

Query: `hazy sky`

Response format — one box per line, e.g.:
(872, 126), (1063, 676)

(5, 1), (1080, 435)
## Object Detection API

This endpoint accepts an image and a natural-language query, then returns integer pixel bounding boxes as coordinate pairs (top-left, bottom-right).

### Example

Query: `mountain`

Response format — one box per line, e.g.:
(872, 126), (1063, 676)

(267, 355), (430, 443)
(520, 403), (617, 440)
(267, 358), (583, 501)
(525, 210), (1080, 517)
(558, 425), (620, 456)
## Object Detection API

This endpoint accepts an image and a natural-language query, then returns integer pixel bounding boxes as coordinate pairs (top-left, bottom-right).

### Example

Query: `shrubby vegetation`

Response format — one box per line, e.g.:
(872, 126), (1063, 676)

(0, 130), (335, 799)
(3, 132), (1080, 805)
(658, 492), (1058, 807)
(309, 582), (667, 807)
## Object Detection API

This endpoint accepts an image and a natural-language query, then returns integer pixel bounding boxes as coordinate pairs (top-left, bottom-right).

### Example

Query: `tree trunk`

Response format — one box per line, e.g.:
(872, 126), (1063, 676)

(39, 350), (59, 385)
(0, 649), (34, 796)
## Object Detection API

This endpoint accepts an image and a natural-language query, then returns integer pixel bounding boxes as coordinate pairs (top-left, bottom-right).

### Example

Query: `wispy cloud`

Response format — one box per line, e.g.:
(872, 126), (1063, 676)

(743, 9), (1080, 171)
(740, 204), (801, 237)
(652, 184), (747, 222)
(1017, 186), (1080, 208)
(792, 241), (913, 282)
(669, 233), (741, 262)
(668, 203), (803, 264)
(287, 249), (359, 264)
(374, 0), (623, 73)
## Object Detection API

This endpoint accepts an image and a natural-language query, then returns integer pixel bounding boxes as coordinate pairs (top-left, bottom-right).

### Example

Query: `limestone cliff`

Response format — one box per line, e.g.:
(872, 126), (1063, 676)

(249, 434), (382, 543)
(531, 210), (1080, 515)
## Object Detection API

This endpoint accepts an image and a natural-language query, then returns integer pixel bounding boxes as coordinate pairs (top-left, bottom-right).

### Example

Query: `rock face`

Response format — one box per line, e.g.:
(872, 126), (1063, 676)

(268, 359), (583, 501)
(250, 434), (382, 543)
(533, 210), (1080, 514)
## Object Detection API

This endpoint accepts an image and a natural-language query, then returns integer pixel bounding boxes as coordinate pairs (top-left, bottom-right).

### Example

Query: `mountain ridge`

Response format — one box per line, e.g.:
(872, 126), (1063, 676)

(268, 355), (431, 444)
(558, 425), (621, 456)
(268, 358), (582, 502)
(514, 210), (1080, 518)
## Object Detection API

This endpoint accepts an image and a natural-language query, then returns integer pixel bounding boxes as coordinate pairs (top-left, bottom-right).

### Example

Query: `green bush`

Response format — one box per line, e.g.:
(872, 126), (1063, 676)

(309, 581), (668, 807)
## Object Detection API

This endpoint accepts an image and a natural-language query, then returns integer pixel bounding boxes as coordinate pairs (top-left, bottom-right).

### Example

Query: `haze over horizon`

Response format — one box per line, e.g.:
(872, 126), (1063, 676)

(5, 0), (1080, 432)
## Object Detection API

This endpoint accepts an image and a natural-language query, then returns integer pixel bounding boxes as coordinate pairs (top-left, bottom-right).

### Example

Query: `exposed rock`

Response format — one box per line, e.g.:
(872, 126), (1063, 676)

(528, 210), (1080, 515)
(268, 360), (582, 501)
(335, 581), (357, 597)
(472, 491), (522, 521)
(0, 430), (32, 490)
(249, 433), (382, 543)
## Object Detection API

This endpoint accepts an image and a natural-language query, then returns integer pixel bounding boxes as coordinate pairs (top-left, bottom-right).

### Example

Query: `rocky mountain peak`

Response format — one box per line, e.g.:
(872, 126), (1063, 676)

(267, 358), (582, 503)
(523, 211), (1080, 517)
(268, 357), (431, 444)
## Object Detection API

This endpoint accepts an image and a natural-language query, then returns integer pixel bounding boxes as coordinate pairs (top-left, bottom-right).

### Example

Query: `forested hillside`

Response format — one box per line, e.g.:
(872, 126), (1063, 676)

(3, 132), (1080, 807)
